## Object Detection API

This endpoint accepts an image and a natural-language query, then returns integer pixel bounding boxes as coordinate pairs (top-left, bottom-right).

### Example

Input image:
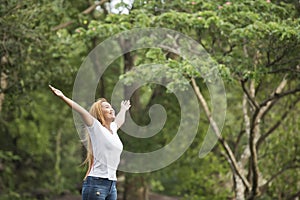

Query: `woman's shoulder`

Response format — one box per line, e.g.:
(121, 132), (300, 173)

(86, 117), (103, 129)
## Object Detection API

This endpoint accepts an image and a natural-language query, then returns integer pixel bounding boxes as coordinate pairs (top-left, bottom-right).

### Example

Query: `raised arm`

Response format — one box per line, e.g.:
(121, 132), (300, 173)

(115, 100), (131, 129)
(49, 85), (93, 126)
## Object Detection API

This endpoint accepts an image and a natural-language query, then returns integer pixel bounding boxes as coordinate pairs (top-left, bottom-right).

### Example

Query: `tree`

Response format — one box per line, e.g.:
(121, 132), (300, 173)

(0, 0), (89, 198)
(74, 0), (300, 199)
(2, 0), (299, 199)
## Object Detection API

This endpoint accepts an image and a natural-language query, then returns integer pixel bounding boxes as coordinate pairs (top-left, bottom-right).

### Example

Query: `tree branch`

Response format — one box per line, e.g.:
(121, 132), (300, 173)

(241, 79), (259, 110)
(268, 67), (300, 74)
(248, 75), (290, 198)
(51, 21), (74, 31)
(222, 44), (236, 56)
(51, 0), (108, 31)
(260, 87), (300, 108)
(234, 129), (245, 156)
(82, 0), (108, 14)
(287, 191), (300, 200)
(261, 162), (300, 190)
(266, 48), (288, 67)
(256, 98), (300, 149)
(191, 78), (251, 190)
(259, 75), (288, 109)
(265, 40), (299, 68)
(248, 124), (260, 198)
(236, 95), (251, 165)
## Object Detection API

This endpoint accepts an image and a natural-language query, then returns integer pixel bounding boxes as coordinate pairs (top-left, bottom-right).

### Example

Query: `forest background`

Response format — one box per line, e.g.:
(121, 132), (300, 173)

(1, 0), (300, 199)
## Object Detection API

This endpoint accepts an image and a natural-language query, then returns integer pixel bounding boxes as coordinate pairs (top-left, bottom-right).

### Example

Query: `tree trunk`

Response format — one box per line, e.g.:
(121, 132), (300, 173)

(234, 174), (246, 200)
(191, 78), (250, 199)
(122, 175), (148, 200)
(119, 38), (147, 200)
(0, 72), (8, 112)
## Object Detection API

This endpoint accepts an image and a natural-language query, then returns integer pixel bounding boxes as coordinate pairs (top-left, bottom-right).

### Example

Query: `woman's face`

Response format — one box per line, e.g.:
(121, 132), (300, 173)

(101, 102), (115, 122)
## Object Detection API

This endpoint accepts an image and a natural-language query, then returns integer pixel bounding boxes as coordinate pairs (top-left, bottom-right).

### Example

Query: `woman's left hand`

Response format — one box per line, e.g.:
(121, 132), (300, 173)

(121, 100), (131, 111)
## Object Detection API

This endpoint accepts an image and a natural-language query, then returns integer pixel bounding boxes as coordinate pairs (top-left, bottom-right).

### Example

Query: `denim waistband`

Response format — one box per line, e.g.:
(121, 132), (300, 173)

(84, 176), (116, 186)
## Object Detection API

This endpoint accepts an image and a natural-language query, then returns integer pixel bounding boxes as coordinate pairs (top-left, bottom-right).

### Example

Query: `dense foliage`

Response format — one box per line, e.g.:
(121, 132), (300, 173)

(1, 0), (299, 199)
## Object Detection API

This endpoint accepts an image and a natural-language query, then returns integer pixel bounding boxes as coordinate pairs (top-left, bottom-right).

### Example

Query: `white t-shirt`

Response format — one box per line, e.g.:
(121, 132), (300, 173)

(86, 118), (123, 180)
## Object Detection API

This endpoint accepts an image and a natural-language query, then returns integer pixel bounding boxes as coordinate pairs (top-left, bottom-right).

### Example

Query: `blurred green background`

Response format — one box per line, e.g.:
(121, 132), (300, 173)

(1, 0), (299, 199)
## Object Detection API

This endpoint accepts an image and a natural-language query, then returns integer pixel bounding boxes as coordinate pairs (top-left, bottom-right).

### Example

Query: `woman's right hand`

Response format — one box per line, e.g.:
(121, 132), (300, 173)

(48, 84), (93, 126)
(49, 85), (65, 98)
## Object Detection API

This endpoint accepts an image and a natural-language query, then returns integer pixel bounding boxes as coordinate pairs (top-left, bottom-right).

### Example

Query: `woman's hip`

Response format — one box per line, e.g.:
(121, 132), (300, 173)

(82, 176), (117, 200)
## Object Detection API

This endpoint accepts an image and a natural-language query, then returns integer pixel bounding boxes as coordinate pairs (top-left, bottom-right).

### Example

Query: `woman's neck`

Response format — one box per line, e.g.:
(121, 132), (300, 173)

(103, 121), (113, 134)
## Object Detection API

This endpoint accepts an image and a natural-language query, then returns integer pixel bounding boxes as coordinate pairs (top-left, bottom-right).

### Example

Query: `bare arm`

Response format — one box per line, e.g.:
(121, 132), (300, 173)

(49, 85), (93, 126)
(115, 100), (131, 129)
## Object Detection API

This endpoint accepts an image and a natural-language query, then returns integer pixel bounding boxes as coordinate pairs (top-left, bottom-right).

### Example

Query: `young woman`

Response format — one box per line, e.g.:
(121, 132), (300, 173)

(49, 85), (131, 200)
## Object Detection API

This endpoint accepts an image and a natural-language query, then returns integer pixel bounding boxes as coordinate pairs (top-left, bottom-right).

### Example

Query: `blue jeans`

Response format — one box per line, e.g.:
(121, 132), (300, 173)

(82, 176), (117, 200)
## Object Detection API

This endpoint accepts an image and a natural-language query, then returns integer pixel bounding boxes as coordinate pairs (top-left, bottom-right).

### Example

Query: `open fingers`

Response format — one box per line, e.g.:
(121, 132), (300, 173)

(121, 100), (131, 110)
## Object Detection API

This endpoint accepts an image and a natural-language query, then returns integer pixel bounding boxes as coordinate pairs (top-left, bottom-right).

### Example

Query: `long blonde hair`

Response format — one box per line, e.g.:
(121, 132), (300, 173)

(83, 98), (108, 179)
